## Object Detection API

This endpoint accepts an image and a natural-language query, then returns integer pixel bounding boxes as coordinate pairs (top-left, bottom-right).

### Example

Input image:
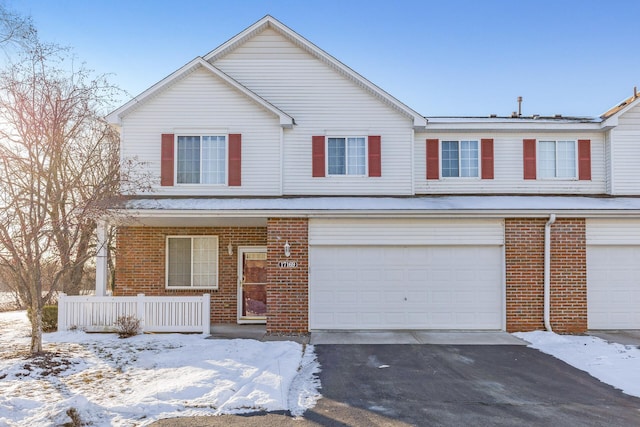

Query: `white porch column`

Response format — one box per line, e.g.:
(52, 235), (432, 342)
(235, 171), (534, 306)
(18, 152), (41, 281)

(95, 220), (109, 296)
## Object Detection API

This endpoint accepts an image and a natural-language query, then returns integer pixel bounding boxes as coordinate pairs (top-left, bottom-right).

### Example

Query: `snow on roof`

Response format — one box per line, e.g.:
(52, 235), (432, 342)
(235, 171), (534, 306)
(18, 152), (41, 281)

(123, 196), (640, 213)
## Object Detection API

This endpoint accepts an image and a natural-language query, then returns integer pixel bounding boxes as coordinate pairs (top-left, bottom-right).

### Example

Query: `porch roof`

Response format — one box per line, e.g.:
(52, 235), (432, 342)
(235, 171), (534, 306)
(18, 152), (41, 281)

(114, 196), (640, 226)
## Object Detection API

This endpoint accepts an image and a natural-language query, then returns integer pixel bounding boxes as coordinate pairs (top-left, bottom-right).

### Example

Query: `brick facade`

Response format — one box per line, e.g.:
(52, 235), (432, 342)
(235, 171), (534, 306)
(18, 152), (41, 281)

(266, 218), (309, 334)
(115, 226), (267, 324)
(505, 218), (587, 333)
(116, 217), (587, 334)
(550, 218), (587, 333)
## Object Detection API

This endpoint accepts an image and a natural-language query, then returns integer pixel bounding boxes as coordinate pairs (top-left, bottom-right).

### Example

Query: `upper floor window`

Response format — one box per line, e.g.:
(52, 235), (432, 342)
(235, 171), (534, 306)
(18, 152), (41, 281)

(327, 137), (366, 176)
(166, 236), (218, 289)
(177, 135), (226, 184)
(442, 140), (479, 177)
(538, 140), (576, 178)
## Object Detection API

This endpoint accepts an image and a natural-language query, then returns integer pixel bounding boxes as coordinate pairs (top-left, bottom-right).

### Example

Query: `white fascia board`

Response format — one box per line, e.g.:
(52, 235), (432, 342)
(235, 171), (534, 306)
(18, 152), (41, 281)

(424, 120), (603, 132)
(106, 56), (294, 128)
(116, 208), (640, 220)
(204, 15), (427, 129)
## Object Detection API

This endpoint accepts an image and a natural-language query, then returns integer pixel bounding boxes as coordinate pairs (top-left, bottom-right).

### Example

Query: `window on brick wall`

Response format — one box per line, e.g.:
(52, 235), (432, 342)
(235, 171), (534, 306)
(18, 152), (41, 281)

(166, 236), (219, 289)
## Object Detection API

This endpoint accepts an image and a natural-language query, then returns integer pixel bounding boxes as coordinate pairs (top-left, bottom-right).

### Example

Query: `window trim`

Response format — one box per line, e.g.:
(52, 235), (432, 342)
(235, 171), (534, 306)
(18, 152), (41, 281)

(165, 235), (219, 290)
(537, 139), (578, 180)
(440, 139), (481, 179)
(174, 134), (229, 186)
(326, 136), (368, 177)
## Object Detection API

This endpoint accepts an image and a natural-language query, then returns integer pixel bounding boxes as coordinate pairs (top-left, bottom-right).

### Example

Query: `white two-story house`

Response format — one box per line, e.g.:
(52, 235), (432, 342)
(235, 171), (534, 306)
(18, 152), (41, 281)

(105, 15), (640, 334)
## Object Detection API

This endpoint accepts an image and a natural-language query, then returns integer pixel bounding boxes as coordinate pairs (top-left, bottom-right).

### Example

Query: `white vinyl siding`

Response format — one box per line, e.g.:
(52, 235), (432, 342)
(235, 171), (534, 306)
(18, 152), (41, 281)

(608, 103), (640, 195)
(120, 67), (282, 196)
(415, 132), (606, 194)
(214, 28), (414, 195)
(309, 218), (504, 245)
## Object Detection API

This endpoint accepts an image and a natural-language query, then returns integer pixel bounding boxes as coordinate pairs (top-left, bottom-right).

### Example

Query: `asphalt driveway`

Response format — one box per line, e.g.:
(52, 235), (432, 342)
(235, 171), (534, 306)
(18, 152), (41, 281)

(152, 343), (640, 427)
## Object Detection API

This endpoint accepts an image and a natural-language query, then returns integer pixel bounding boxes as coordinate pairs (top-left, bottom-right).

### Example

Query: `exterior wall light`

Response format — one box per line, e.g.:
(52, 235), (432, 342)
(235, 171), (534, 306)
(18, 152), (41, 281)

(284, 240), (291, 257)
(227, 243), (233, 256)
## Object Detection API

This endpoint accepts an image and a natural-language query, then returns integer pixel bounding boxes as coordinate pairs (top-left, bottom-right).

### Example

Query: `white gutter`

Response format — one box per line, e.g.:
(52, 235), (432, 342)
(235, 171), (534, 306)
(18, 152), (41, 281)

(544, 214), (557, 332)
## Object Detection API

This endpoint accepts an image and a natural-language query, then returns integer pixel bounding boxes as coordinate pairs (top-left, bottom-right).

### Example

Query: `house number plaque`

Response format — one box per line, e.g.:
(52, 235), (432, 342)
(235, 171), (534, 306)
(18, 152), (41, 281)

(278, 261), (298, 268)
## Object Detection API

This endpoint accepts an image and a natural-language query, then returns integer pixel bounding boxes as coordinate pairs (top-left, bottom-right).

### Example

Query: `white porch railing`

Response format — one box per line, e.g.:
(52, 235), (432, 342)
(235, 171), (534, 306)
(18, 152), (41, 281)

(57, 293), (211, 335)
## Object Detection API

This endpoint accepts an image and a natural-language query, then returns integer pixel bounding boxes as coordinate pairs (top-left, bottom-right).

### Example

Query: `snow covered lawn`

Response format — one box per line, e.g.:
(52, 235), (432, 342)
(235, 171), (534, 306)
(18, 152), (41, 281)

(515, 331), (640, 398)
(0, 311), (320, 426)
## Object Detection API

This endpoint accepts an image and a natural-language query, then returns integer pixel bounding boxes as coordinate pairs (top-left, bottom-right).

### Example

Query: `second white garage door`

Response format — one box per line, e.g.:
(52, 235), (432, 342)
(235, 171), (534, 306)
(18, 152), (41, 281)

(587, 219), (640, 329)
(309, 245), (503, 330)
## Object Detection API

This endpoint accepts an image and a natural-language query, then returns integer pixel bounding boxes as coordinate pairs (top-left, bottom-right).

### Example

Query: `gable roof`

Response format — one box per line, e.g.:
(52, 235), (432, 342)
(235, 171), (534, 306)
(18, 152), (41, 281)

(106, 57), (294, 128)
(600, 89), (640, 127)
(204, 15), (428, 130)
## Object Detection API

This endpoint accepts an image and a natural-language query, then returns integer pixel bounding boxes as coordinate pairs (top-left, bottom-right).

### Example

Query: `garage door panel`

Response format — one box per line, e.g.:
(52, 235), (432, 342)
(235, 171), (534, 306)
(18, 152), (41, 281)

(588, 245), (640, 329)
(310, 245), (503, 330)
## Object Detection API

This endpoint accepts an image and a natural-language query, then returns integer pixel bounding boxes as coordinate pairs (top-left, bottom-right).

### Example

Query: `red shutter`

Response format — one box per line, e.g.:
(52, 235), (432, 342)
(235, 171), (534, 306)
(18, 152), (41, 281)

(312, 136), (325, 177)
(368, 135), (381, 177)
(161, 133), (174, 186)
(228, 134), (242, 186)
(523, 139), (537, 180)
(578, 139), (591, 181)
(426, 139), (439, 179)
(481, 138), (494, 180)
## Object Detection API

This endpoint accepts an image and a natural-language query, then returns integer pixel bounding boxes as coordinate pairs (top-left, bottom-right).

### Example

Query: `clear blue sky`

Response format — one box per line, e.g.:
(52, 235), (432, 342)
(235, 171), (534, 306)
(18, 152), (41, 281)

(11, 0), (640, 117)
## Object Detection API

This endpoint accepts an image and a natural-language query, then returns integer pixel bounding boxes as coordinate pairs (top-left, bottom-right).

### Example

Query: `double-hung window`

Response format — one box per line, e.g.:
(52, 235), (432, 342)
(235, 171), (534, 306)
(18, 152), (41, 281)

(442, 140), (479, 177)
(327, 137), (366, 176)
(176, 135), (226, 184)
(538, 140), (576, 178)
(166, 236), (219, 289)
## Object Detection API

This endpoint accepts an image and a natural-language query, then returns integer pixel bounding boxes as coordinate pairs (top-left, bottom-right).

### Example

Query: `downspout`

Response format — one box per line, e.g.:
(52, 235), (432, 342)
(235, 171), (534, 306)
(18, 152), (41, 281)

(544, 214), (556, 332)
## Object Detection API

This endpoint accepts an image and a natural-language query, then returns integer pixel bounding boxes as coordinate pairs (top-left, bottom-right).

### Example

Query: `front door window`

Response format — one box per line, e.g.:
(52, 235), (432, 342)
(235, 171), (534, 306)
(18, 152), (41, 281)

(242, 252), (267, 319)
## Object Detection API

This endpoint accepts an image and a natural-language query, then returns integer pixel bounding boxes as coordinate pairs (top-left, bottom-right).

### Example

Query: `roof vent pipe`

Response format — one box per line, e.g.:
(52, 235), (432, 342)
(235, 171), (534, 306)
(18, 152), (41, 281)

(544, 214), (557, 332)
(635, 86), (638, 99)
(517, 96), (523, 117)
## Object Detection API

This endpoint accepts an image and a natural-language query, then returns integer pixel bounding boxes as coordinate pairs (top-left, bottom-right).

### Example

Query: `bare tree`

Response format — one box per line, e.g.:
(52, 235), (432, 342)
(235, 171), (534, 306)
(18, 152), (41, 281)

(0, 3), (37, 52)
(0, 36), (148, 353)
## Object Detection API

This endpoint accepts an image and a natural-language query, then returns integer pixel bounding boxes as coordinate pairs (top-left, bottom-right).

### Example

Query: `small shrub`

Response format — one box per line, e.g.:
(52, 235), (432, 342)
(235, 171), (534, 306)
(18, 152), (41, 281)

(42, 306), (58, 332)
(114, 315), (141, 338)
(27, 305), (58, 332)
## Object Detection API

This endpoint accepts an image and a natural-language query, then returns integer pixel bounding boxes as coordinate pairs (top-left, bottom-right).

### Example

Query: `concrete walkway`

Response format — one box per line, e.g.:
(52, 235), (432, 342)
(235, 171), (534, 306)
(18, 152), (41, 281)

(208, 324), (527, 345)
(310, 330), (527, 345)
(588, 330), (640, 346)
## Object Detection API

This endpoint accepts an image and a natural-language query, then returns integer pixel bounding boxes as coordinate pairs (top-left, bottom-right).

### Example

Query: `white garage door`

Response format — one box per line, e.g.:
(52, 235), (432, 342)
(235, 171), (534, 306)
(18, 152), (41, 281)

(587, 219), (640, 329)
(309, 245), (503, 330)
(587, 246), (640, 329)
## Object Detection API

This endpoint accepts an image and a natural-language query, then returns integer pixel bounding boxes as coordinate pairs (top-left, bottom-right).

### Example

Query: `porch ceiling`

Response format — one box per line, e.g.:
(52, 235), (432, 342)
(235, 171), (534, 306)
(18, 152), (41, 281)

(122, 216), (267, 228)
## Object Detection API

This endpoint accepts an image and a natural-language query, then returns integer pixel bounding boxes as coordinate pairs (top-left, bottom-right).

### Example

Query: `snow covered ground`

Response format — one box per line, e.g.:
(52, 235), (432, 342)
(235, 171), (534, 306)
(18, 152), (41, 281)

(0, 311), (321, 426)
(515, 331), (640, 398)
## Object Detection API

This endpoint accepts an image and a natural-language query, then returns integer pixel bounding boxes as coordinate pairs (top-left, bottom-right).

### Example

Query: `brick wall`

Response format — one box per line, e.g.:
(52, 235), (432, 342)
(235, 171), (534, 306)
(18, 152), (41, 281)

(505, 218), (545, 332)
(115, 226), (266, 324)
(505, 218), (587, 333)
(266, 218), (309, 334)
(550, 218), (587, 333)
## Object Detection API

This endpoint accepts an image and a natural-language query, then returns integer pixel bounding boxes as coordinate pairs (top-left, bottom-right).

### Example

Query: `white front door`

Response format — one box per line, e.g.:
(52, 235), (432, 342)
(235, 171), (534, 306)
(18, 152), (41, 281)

(237, 247), (267, 324)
